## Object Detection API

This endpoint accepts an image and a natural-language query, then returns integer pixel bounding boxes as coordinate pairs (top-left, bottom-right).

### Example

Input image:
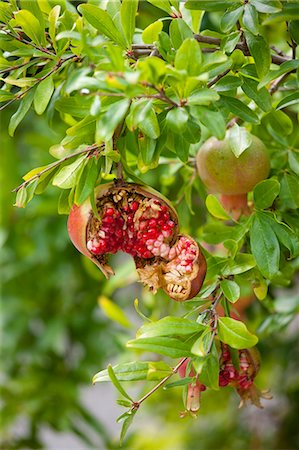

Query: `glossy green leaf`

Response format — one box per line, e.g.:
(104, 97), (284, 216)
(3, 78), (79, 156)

(137, 316), (206, 339)
(78, 4), (127, 48)
(188, 89), (220, 106)
(250, 212), (280, 279)
(183, 118), (202, 144)
(268, 110), (293, 135)
(258, 60), (299, 89)
(120, 0), (138, 47)
(276, 92), (299, 110)
(243, 3), (259, 35)
(14, 186), (27, 208)
(8, 89), (35, 137)
(251, 0), (282, 14)
(169, 18), (193, 49)
(185, 0), (239, 11)
(57, 189), (71, 215)
(120, 411), (136, 446)
(220, 96), (259, 124)
(175, 38), (202, 76)
(222, 253), (256, 276)
(218, 317), (258, 348)
(96, 99), (129, 141)
(253, 179), (280, 209)
(75, 158), (99, 205)
(107, 365), (133, 401)
(48, 5), (60, 52)
(241, 77), (271, 112)
(245, 31), (271, 79)
(166, 107), (188, 133)
(191, 107), (226, 139)
(220, 6), (243, 33)
(206, 195), (231, 220)
(93, 361), (172, 383)
(214, 76), (242, 92)
(142, 20), (163, 44)
(147, 0), (172, 14)
(127, 337), (192, 358)
(262, 214), (299, 257)
(52, 155), (86, 189)
(14, 10), (44, 46)
(198, 343), (219, 390)
(34, 76), (54, 115)
(226, 124), (252, 157)
(220, 280), (240, 303)
(279, 173), (299, 209)
(288, 151), (299, 176)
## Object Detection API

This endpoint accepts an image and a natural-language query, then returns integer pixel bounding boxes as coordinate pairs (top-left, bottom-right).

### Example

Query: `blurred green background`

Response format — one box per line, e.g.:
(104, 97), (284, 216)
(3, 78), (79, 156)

(1, 2), (299, 449)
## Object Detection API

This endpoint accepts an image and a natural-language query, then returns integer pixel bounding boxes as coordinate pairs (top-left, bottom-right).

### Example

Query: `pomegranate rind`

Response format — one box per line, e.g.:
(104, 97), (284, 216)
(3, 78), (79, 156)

(196, 136), (270, 195)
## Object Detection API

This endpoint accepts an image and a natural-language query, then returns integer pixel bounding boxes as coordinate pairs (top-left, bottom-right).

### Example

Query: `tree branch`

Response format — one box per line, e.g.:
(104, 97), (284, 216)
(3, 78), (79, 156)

(12, 144), (102, 193)
(0, 28), (56, 57)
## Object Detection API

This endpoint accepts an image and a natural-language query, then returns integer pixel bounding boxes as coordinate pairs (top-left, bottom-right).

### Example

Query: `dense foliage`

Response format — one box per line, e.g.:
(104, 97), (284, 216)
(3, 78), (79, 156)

(1, 0), (299, 448)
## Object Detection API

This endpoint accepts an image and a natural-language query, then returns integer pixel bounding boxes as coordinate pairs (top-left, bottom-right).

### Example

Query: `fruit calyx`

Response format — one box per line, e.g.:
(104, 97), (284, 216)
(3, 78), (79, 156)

(68, 181), (207, 302)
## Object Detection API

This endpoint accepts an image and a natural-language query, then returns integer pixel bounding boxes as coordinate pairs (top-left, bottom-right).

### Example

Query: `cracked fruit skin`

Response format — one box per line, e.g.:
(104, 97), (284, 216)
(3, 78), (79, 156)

(67, 181), (206, 302)
(196, 136), (270, 195)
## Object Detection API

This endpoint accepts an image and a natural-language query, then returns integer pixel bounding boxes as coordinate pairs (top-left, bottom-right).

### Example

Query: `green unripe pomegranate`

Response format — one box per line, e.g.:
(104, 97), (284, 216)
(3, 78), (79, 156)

(196, 135), (270, 195)
(196, 135), (270, 217)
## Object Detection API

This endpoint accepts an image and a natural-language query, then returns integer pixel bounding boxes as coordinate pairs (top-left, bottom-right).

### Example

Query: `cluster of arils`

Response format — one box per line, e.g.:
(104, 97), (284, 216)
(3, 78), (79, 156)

(219, 344), (271, 408)
(68, 182), (207, 302)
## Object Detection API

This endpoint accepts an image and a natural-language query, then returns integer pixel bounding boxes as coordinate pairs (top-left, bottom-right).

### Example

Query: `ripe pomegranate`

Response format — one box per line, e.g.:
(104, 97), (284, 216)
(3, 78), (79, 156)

(196, 135), (270, 217)
(67, 181), (206, 301)
(219, 344), (271, 408)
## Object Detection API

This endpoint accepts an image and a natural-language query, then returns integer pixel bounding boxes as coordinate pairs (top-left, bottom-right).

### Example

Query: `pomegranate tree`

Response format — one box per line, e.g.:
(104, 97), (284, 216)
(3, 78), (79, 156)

(68, 181), (206, 302)
(196, 135), (270, 216)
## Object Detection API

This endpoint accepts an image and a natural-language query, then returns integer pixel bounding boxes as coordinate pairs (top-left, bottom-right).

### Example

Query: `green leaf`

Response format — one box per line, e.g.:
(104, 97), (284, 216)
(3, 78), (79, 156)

(251, 0), (282, 14)
(78, 4), (127, 48)
(253, 179), (280, 209)
(98, 295), (132, 328)
(49, 5), (61, 52)
(147, 0), (172, 14)
(75, 157), (99, 205)
(226, 124), (252, 158)
(262, 214), (299, 257)
(288, 151), (299, 176)
(258, 60), (299, 89)
(206, 194), (231, 220)
(137, 316), (206, 339)
(244, 31), (270, 79)
(120, 411), (136, 446)
(169, 18), (193, 49)
(185, 0), (239, 12)
(220, 6), (244, 33)
(214, 76), (242, 92)
(107, 365), (133, 401)
(191, 107), (226, 139)
(241, 77), (271, 112)
(173, 134), (191, 163)
(120, 0), (138, 47)
(93, 360), (172, 384)
(276, 92), (299, 110)
(175, 38), (202, 76)
(8, 89), (35, 137)
(250, 212), (280, 279)
(164, 378), (193, 389)
(166, 107), (188, 134)
(14, 186), (27, 208)
(96, 99), (129, 141)
(33, 76), (54, 115)
(243, 4), (259, 35)
(127, 337), (192, 358)
(183, 118), (202, 144)
(217, 317), (258, 348)
(188, 89), (220, 106)
(220, 280), (240, 303)
(52, 155), (86, 189)
(267, 110), (293, 136)
(222, 253), (256, 276)
(279, 173), (299, 209)
(58, 189), (71, 215)
(220, 96), (259, 124)
(14, 10), (44, 46)
(138, 107), (160, 139)
(142, 20), (163, 44)
(198, 344), (219, 390)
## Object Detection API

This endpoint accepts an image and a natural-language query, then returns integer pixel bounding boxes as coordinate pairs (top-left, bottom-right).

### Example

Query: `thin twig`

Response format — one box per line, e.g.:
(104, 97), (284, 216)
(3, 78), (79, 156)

(0, 54), (78, 112)
(207, 68), (231, 88)
(0, 28), (56, 57)
(132, 357), (189, 409)
(12, 144), (101, 193)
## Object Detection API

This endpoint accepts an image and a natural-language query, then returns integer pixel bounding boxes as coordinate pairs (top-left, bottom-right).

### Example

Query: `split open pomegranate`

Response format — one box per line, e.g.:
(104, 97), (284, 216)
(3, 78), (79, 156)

(67, 181), (206, 301)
